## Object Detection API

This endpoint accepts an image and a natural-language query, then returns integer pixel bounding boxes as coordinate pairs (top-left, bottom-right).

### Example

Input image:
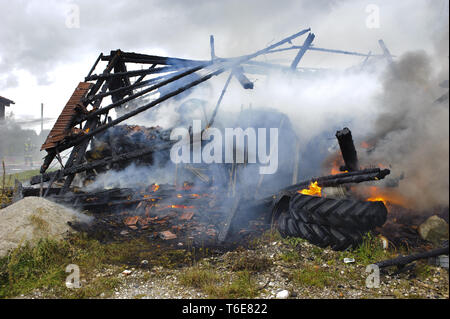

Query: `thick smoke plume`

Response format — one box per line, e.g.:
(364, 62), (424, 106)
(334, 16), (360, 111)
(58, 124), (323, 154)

(359, 48), (449, 211)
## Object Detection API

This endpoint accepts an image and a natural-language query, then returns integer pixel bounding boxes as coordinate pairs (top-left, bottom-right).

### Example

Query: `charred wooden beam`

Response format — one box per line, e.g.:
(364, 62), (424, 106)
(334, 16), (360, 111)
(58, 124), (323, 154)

(291, 32), (315, 70)
(101, 52), (208, 67)
(210, 35), (216, 61)
(30, 139), (176, 185)
(266, 46), (386, 58)
(232, 66), (254, 89)
(86, 53), (104, 79)
(218, 194), (242, 243)
(375, 245), (449, 269)
(281, 167), (390, 194)
(336, 127), (360, 172)
(134, 64), (157, 85)
(85, 65), (183, 81)
(378, 39), (394, 63)
(80, 65), (206, 123)
(207, 72), (233, 128)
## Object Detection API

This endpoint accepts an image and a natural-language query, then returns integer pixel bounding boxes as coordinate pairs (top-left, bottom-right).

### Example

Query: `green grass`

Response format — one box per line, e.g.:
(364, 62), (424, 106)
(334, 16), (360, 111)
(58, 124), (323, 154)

(282, 236), (307, 248)
(341, 233), (393, 265)
(280, 250), (301, 263)
(291, 265), (340, 288)
(206, 271), (259, 299)
(178, 266), (260, 299)
(226, 251), (272, 272)
(0, 232), (195, 299)
(178, 266), (221, 289)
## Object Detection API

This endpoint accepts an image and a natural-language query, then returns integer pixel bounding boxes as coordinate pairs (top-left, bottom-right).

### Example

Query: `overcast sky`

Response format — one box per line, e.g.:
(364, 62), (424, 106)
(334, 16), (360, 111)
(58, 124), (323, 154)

(0, 0), (448, 131)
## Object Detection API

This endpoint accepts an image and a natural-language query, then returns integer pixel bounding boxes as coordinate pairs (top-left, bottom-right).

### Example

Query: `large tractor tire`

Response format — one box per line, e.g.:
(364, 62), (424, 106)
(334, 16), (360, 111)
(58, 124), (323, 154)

(288, 194), (387, 231)
(273, 194), (388, 251)
(277, 211), (364, 250)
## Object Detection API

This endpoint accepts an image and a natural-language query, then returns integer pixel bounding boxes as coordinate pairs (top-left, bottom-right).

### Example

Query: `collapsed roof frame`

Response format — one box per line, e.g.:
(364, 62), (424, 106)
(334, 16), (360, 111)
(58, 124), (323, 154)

(32, 28), (390, 194)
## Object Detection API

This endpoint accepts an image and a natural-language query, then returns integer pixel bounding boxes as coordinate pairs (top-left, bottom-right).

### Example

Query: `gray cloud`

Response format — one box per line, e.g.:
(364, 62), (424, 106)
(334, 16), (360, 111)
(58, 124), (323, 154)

(1, 0), (447, 90)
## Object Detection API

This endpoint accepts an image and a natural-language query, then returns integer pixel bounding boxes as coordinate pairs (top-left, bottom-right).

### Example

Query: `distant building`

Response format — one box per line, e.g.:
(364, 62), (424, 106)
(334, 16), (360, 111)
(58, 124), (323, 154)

(0, 96), (15, 120)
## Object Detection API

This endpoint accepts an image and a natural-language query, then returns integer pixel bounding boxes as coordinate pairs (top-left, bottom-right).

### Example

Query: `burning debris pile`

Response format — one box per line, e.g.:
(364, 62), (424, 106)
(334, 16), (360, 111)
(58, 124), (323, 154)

(14, 27), (447, 253)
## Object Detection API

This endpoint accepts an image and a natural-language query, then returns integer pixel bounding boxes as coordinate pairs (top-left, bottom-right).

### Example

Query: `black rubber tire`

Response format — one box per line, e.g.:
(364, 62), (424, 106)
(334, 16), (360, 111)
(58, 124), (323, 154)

(277, 211), (364, 251)
(288, 194), (387, 231)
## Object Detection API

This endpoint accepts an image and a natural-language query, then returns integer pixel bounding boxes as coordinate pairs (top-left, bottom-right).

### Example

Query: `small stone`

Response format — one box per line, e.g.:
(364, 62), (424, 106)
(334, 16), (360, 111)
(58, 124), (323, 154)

(276, 290), (290, 299)
(141, 260), (149, 265)
(122, 270), (132, 276)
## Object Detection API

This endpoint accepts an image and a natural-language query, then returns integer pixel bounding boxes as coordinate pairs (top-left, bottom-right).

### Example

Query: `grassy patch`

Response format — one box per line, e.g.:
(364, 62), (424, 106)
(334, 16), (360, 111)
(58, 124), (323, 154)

(291, 265), (340, 288)
(205, 271), (260, 299)
(226, 251), (272, 272)
(341, 233), (392, 265)
(282, 236), (307, 249)
(280, 250), (301, 263)
(0, 238), (72, 298)
(0, 232), (197, 298)
(178, 266), (221, 289)
(179, 266), (260, 299)
(414, 262), (433, 280)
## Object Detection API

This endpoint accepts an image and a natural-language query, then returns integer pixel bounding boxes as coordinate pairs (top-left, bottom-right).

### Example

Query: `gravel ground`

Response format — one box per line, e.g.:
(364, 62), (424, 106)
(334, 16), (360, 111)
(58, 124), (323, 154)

(16, 235), (448, 300)
(83, 241), (449, 299)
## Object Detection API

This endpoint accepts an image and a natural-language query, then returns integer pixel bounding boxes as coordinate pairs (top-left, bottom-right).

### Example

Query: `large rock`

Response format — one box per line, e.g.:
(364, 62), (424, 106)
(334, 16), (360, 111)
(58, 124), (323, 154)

(418, 215), (449, 245)
(0, 197), (92, 257)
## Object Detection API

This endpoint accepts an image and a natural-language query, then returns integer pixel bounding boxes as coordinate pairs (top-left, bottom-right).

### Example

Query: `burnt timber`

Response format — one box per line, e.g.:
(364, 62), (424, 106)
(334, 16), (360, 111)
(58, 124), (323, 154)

(336, 127), (360, 172)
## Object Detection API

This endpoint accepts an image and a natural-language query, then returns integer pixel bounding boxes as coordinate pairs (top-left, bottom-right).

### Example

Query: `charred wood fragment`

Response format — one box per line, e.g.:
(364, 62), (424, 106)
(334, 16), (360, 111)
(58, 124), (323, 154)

(375, 245), (449, 269)
(232, 66), (254, 89)
(336, 127), (360, 172)
(290, 32), (315, 70)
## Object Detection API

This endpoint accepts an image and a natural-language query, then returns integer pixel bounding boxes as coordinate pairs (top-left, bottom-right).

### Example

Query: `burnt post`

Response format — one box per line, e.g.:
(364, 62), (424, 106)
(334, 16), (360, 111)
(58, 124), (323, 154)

(336, 127), (359, 172)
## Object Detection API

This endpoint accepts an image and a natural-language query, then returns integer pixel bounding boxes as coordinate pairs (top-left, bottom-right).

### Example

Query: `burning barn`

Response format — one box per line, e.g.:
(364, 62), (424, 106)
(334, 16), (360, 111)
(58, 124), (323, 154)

(13, 27), (447, 257)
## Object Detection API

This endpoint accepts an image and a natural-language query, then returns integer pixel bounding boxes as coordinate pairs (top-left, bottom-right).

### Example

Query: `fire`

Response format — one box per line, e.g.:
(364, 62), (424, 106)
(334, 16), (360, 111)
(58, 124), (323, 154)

(355, 185), (409, 208)
(360, 141), (371, 149)
(298, 181), (322, 197)
(151, 184), (160, 192)
(331, 166), (341, 175)
(169, 204), (194, 209)
(367, 197), (388, 206)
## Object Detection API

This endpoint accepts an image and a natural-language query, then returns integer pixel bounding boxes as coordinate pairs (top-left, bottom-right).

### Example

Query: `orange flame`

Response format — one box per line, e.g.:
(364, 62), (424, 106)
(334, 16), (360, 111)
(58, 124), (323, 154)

(152, 184), (160, 192)
(356, 186), (409, 209)
(360, 141), (371, 149)
(367, 196), (388, 206)
(298, 181), (322, 197)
